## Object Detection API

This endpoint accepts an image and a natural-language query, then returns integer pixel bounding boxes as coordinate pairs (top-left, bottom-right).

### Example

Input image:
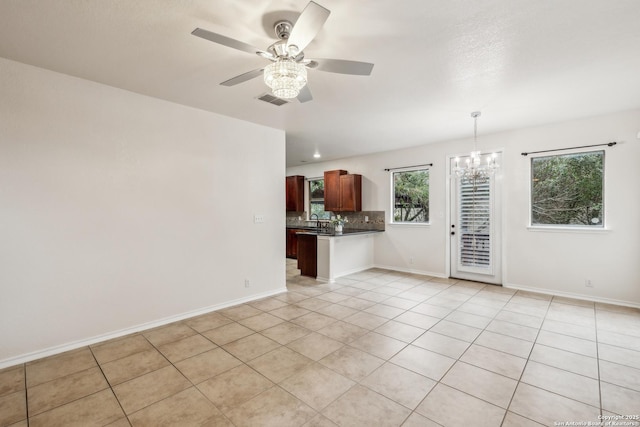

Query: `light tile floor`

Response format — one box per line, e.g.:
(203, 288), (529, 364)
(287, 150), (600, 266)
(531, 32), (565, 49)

(1, 260), (640, 426)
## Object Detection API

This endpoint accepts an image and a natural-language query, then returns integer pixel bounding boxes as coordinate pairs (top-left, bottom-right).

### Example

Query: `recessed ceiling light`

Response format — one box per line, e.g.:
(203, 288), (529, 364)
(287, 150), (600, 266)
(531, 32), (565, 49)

(313, 153), (321, 159)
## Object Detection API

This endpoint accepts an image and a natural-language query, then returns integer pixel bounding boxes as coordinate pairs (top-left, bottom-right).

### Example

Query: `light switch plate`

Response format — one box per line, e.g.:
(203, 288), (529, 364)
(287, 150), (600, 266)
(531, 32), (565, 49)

(254, 215), (264, 223)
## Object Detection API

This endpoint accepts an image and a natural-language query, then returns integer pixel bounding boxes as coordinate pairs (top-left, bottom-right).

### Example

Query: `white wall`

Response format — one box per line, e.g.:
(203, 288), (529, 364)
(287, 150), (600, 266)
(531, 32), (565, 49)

(287, 109), (640, 306)
(0, 58), (286, 366)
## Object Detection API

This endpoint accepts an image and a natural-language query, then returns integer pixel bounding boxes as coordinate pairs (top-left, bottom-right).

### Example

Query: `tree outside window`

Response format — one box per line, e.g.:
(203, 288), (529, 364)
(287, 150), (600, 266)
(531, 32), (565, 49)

(392, 169), (429, 223)
(531, 151), (604, 226)
(309, 179), (331, 219)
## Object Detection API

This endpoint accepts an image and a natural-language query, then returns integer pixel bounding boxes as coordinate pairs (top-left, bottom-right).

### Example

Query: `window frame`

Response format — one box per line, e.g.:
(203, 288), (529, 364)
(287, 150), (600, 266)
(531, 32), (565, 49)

(528, 148), (606, 230)
(390, 166), (431, 226)
(307, 178), (331, 220)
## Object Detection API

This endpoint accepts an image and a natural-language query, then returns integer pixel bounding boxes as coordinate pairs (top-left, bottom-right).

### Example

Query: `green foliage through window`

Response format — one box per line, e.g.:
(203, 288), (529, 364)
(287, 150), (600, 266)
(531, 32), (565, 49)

(309, 179), (330, 220)
(531, 151), (604, 226)
(393, 169), (429, 223)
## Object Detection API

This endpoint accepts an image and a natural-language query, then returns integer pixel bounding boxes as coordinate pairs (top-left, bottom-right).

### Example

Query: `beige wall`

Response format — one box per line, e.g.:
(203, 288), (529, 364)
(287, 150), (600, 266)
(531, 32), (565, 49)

(287, 109), (640, 306)
(0, 58), (286, 367)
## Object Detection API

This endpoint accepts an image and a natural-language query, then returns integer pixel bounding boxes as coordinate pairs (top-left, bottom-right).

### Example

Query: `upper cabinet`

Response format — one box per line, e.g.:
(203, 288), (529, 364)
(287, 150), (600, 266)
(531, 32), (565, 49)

(340, 173), (362, 212)
(323, 170), (346, 212)
(324, 170), (362, 212)
(286, 175), (305, 212)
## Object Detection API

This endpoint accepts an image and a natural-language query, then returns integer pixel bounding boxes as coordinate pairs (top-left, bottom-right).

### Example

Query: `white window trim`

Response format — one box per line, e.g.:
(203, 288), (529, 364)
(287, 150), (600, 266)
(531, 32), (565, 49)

(389, 166), (431, 225)
(527, 225), (610, 233)
(388, 222), (431, 227)
(528, 147), (606, 230)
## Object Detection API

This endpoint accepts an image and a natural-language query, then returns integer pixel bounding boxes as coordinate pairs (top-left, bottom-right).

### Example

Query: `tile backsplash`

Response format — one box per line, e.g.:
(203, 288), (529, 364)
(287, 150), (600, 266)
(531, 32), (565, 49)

(286, 211), (385, 231)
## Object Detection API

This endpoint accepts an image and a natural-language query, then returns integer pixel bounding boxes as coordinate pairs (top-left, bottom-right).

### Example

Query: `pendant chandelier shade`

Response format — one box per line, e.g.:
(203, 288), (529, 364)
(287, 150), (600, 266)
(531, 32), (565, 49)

(453, 111), (499, 185)
(263, 58), (308, 99)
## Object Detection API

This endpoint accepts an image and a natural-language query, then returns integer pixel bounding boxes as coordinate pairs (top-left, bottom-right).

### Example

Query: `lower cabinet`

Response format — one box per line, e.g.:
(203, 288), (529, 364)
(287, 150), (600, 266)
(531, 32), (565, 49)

(297, 234), (317, 278)
(286, 229), (299, 259)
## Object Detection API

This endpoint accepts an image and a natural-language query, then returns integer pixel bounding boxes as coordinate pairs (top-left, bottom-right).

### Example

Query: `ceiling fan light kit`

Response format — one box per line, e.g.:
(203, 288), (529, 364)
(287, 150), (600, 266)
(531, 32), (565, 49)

(192, 1), (374, 102)
(264, 58), (307, 99)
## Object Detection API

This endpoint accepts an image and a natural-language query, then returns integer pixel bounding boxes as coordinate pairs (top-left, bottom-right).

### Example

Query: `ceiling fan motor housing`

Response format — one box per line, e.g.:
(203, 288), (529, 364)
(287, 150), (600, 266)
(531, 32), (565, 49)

(274, 20), (292, 40)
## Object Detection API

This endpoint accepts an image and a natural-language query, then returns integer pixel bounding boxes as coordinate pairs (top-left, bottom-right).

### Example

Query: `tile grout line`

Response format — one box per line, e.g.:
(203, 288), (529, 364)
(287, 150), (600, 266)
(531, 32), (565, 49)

(162, 322), (261, 426)
(24, 362), (30, 427)
(434, 285), (522, 426)
(133, 324), (243, 425)
(292, 271), (439, 425)
(287, 270), (438, 423)
(338, 274), (488, 424)
(382, 281), (515, 427)
(87, 345), (132, 427)
(594, 304), (603, 418)
(499, 293), (553, 426)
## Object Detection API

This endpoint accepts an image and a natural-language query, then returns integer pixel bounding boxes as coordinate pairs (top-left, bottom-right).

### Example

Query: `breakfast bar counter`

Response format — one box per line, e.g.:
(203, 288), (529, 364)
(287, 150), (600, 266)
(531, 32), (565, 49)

(314, 230), (381, 283)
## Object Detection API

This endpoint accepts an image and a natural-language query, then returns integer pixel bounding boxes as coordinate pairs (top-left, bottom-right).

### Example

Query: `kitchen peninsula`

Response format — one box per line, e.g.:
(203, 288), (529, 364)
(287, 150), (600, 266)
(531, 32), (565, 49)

(294, 228), (383, 283)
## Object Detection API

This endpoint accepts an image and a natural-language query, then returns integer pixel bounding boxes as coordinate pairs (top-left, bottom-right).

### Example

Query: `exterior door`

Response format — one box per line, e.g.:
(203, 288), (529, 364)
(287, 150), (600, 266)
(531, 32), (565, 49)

(450, 153), (502, 285)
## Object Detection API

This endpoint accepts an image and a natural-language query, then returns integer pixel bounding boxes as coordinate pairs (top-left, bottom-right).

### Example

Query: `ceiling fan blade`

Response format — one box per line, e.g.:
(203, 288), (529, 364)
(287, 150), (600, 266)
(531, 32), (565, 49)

(287, 1), (330, 53)
(297, 85), (313, 103)
(192, 28), (273, 59)
(220, 68), (264, 86)
(310, 58), (374, 76)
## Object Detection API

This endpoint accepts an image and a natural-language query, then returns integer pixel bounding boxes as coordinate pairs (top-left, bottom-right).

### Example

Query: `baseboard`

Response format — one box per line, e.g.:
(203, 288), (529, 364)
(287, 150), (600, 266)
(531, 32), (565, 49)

(0, 287), (287, 370)
(504, 282), (640, 309)
(314, 263), (377, 283)
(374, 263), (447, 279)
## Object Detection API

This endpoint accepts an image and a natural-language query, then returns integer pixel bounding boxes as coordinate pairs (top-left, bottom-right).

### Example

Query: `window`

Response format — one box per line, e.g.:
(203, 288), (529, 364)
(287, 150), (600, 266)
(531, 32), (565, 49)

(531, 150), (604, 227)
(308, 179), (330, 220)
(392, 168), (430, 223)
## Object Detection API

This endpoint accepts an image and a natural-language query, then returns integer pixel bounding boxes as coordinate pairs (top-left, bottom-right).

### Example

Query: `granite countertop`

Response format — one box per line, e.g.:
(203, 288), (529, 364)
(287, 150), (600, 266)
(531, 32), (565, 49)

(288, 226), (383, 237)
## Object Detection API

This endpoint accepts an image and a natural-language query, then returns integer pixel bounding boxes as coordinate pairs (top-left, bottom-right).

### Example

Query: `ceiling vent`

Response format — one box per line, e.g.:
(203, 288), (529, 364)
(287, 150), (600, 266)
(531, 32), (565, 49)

(257, 93), (290, 106)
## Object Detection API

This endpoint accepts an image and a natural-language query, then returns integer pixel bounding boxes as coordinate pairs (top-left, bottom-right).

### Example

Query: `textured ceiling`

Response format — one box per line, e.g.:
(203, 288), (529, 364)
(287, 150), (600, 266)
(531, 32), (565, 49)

(1, 0), (639, 166)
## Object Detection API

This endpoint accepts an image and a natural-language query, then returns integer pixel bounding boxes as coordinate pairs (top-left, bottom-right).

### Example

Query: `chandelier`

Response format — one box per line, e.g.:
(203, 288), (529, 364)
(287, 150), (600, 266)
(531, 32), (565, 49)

(263, 58), (307, 99)
(453, 111), (499, 185)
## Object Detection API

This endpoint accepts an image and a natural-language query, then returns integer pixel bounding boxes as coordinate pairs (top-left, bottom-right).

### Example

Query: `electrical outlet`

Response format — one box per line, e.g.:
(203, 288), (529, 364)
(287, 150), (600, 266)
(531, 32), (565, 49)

(409, 257), (414, 265)
(245, 279), (250, 288)
(585, 279), (593, 288)
(254, 215), (264, 223)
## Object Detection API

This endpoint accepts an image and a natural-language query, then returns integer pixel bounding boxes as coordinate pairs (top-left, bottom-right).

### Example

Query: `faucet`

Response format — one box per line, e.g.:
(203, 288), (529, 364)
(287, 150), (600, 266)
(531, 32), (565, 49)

(310, 214), (320, 228)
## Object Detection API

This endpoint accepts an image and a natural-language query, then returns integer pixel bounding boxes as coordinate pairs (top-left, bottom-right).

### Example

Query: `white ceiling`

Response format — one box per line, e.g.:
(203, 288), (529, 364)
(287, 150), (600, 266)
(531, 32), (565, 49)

(1, 1), (639, 166)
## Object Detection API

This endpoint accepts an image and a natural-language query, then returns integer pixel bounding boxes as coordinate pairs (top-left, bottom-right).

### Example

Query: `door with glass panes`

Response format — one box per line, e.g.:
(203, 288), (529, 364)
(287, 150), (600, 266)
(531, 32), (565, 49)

(450, 153), (502, 285)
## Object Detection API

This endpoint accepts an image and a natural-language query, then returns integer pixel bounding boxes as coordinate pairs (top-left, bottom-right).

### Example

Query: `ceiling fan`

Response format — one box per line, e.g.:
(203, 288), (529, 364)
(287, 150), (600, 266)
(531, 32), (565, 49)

(191, 1), (374, 103)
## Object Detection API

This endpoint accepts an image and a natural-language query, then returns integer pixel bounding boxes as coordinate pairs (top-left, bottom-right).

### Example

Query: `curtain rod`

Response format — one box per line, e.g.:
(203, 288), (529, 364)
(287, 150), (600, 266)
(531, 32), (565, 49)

(521, 142), (617, 156)
(384, 163), (433, 172)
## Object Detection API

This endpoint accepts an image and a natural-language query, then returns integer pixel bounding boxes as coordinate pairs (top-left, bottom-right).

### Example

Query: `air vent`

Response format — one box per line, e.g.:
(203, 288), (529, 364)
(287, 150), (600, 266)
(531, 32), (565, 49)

(257, 93), (289, 106)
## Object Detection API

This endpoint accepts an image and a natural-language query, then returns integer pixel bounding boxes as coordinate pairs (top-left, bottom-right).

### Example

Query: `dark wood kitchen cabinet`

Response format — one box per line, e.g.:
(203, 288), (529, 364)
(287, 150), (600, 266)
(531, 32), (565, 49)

(286, 228), (302, 259)
(340, 173), (362, 212)
(324, 170), (361, 212)
(323, 170), (346, 212)
(286, 175), (305, 212)
(297, 233), (317, 278)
